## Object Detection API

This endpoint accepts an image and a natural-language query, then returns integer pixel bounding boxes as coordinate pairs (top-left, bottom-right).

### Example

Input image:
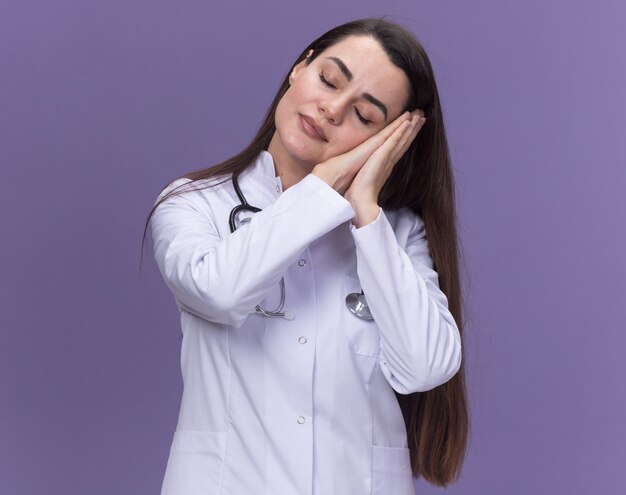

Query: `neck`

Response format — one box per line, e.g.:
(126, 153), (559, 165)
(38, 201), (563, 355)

(267, 132), (311, 190)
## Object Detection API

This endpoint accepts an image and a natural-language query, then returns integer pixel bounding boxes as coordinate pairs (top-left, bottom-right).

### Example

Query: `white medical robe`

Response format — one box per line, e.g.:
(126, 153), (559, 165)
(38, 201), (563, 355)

(150, 150), (462, 495)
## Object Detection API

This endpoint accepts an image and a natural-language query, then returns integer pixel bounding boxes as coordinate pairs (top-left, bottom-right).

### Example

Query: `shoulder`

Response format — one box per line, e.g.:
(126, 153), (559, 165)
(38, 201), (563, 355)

(154, 174), (233, 208)
(154, 177), (193, 204)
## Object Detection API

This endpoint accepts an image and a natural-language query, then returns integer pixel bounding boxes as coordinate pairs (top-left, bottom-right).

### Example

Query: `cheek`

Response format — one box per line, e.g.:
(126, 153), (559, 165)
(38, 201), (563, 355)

(274, 81), (311, 127)
(273, 94), (288, 128)
(282, 77), (312, 107)
(275, 87), (296, 121)
(330, 126), (376, 155)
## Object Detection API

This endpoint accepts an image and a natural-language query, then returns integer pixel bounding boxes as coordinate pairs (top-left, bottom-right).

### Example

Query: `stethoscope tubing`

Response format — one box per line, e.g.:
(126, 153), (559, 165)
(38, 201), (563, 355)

(229, 175), (288, 319)
(228, 174), (373, 321)
(229, 173), (262, 233)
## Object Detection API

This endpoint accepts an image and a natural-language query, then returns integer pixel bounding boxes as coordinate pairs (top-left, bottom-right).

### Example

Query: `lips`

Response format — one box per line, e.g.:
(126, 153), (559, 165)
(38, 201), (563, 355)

(299, 114), (327, 142)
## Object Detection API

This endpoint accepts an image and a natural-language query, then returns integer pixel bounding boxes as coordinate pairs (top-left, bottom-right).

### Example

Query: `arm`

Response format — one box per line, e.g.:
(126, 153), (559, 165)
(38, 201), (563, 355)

(349, 208), (462, 394)
(150, 173), (354, 328)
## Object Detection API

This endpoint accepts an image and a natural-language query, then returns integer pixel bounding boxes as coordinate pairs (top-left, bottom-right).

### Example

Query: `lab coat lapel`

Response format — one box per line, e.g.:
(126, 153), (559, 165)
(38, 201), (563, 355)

(236, 150), (281, 211)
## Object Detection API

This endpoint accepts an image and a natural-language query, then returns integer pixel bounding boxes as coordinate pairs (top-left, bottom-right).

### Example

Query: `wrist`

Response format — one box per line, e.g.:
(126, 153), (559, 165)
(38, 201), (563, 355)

(350, 201), (380, 228)
(312, 165), (342, 192)
(344, 188), (378, 206)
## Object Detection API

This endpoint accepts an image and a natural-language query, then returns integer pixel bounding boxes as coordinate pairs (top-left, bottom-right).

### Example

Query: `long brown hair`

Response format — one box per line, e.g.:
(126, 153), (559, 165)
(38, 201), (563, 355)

(140, 18), (469, 486)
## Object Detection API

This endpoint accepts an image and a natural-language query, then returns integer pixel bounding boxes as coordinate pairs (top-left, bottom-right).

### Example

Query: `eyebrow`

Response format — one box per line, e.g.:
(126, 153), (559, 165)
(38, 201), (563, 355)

(326, 56), (353, 80)
(363, 93), (388, 121)
(325, 56), (389, 121)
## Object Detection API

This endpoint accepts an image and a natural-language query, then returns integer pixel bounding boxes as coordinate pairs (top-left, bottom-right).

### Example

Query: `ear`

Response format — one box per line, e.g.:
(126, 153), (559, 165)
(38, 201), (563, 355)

(289, 49), (314, 84)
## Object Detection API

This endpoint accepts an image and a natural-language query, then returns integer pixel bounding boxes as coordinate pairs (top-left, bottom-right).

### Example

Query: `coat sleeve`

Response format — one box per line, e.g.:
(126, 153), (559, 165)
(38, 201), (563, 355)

(150, 174), (355, 327)
(349, 207), (462, 394)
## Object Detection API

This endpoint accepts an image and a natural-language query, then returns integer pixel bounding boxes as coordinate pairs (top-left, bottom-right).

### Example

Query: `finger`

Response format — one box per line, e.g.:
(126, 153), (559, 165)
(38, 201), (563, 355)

(397, 115), (423, 151)
(343, 111), (411, 160)
(356, 111), (411, 152)
(399, 114), (425, 143)
(357, 115), (425, 187)
(387, 114), (418, 149)
(366, 118), (414, 165)
(389, 116), (425, 162)
(378, 115), (423, 167)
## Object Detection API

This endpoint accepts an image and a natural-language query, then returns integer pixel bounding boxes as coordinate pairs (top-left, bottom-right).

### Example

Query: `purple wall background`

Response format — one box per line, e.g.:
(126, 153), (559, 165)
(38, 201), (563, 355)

(1, 1), (624, 493)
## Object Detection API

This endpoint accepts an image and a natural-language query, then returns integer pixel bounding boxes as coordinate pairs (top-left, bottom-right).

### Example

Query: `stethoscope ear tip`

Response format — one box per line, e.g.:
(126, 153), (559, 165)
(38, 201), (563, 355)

(282, 310), (295, 320)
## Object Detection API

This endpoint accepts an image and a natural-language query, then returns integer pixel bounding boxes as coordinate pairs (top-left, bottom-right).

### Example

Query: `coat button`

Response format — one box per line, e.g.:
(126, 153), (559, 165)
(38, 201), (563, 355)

(298, 336), (307, 344)
(298, 259), (307, 266)
(297, 416), (306, 424)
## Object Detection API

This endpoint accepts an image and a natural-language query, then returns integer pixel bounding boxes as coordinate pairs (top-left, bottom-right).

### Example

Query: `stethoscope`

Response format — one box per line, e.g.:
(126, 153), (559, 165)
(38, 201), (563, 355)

(229, 175), (374, 321)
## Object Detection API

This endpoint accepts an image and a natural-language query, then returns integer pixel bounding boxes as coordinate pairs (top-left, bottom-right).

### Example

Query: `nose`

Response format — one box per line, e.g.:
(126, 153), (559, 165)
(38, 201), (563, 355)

(318, 96), (348, 125)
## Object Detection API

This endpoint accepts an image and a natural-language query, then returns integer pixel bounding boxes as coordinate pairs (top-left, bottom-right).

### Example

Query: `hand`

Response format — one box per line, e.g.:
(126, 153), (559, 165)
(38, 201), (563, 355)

(311, 111), (417, 195)
(346, 110), (426, 227)
(344, 109), (426, 205)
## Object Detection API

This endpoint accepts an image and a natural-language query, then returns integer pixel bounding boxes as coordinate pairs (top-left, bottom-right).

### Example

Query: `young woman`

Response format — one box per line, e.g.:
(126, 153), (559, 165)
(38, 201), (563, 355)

(142, 17), (469, 495)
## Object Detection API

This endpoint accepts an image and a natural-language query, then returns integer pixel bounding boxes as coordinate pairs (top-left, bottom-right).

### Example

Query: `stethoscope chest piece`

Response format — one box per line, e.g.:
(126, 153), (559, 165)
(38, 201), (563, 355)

(345, 291), (374, 320)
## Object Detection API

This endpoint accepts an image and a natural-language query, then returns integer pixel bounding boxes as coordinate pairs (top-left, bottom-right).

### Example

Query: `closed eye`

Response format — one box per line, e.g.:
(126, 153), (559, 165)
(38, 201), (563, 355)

(319, 73), (336, 89)
(320, 72), (372, 126)
(355, 108), (372, 125)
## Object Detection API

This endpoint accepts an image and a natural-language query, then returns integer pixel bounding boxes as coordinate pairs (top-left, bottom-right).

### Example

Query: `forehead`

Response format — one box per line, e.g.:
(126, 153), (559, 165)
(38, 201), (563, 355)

(316, 35), (411, 115)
